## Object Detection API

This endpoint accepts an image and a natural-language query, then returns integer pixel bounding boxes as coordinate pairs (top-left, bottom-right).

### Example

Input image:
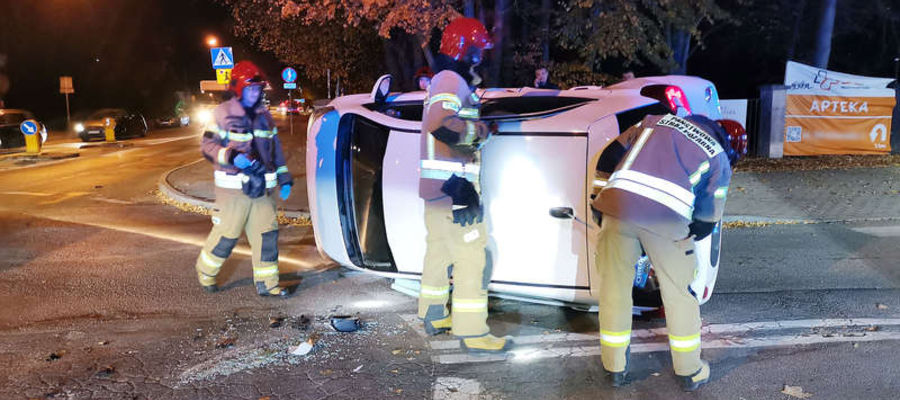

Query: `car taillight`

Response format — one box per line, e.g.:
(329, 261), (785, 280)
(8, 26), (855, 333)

(665, 86), (692, 115)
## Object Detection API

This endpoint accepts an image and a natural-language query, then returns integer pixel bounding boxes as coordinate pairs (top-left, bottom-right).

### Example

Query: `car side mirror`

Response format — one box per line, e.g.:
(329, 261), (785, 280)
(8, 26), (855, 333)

(371, 74), (392, 104)
(549, 207), (574, 219)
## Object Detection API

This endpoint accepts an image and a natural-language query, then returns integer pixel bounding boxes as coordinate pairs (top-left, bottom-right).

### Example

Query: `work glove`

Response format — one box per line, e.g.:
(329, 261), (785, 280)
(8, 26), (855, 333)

(441, 175), (483, 227)
(591, 206), (603, 226)
(688, 219), (716, 241)
(279, 184), (292, 201)
(241, 161), (268, 199)
(233, 153), (253, 170)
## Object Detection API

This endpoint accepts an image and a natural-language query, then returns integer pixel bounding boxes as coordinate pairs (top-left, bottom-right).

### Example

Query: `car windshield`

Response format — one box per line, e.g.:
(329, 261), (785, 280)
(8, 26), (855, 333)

(0, 112), (26, 125)
(89, 109), (126, 119)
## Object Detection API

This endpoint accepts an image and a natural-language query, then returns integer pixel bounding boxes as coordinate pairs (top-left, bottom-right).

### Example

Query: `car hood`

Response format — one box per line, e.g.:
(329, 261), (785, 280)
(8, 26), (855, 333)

(83, 119), (114, 128)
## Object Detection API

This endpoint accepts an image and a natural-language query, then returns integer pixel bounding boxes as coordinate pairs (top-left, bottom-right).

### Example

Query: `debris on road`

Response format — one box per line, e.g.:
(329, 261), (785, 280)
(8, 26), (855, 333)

(45, 351), (65, 362)
(269, 317), (285, 329)
(289, 341), (314, 356)
(291, 314), (311, 330)
(352, 365), (364, 373)
(875, 303), (889, 310)
(215, 337), (236, 349)
(330, 315), (360, 332)
(781, 385), (813, 399)
(95, 365), (116, 378)
(865, 326), (879, 332)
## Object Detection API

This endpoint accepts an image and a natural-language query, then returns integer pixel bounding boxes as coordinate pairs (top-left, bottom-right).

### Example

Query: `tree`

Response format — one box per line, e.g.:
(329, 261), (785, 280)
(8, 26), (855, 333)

(812, 0), (838, 68)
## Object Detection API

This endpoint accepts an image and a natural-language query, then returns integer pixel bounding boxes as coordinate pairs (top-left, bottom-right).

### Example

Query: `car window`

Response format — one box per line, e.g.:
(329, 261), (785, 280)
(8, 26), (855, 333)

(364, 101), (424, 122)
(90, 109), (126, 119)
(0, 112), (26, 125)
(480, 96), (595, 118)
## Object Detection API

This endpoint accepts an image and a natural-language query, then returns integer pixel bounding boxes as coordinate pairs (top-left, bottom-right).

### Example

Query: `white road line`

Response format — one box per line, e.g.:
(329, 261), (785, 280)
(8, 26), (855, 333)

(420, 317), (900, 351)
(434, 331), (900, 365)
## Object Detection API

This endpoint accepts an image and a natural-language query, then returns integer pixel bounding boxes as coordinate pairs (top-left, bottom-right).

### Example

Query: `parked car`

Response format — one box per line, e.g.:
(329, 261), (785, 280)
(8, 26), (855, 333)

(0, 109), (47, 149)
(306, 75), (727, 310)
(75, 109), (148, 141)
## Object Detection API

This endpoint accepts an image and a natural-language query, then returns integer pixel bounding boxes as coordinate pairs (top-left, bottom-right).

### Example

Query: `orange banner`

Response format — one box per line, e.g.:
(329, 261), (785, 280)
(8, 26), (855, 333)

(784, 94), (895, 155)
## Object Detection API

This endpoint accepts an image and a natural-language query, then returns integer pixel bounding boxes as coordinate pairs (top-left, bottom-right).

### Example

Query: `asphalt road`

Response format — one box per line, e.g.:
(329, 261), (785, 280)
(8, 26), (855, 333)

(0, 120), (898, 399)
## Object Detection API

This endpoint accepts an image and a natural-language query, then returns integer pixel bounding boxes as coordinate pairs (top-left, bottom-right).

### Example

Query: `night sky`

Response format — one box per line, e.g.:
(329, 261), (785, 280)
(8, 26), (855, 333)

(0, 0), (287, 127)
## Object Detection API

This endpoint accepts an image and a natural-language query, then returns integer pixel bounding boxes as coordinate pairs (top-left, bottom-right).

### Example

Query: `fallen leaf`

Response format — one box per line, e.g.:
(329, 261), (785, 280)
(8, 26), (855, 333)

(876, 303), (889, 310)
(352, 365), (364, 373)
(320, 369), (333, 376)
(390, 369), (399, 374)
(865, 326), (879, 332)
(45, 351), (66, 362)
(97, 341), (109, 346)
(259, 397), (271, 400)
(651, 372), (661, 377)
(782, 385), (813, 399)
(394, 389), (403, 394)
(391, 349), (402, 355)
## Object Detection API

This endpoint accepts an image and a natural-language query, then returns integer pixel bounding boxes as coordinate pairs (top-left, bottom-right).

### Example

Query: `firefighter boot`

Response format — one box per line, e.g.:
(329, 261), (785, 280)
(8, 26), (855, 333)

(604, 346), (631, 387)
(678, 360), (710, 392)
(256, 282), (291, 298)
(424, 315), (452, 336)
(461, 334), (512, 353)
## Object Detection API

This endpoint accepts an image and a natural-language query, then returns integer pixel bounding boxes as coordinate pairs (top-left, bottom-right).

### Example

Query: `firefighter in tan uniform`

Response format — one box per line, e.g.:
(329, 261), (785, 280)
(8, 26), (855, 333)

(592, 114), (741, 390)
(416, 17), (510, 353)
(194, 61), (293, 297)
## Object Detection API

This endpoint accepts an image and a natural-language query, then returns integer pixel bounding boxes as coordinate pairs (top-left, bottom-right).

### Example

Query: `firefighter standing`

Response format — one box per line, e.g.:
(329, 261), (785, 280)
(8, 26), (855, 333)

(591, 114), (741, 390)
(194, 61), (293, 297)
(416, 17), (510, 352)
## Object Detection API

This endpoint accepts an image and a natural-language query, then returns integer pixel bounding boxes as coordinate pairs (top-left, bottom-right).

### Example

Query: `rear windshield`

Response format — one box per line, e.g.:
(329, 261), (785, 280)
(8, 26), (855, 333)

(480, 96), (594, 117)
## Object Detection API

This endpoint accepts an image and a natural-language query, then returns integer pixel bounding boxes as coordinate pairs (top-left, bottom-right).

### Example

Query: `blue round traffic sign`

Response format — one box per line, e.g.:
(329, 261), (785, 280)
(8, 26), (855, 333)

(282, 67), (297, 83)
(20, 119), (39, 135)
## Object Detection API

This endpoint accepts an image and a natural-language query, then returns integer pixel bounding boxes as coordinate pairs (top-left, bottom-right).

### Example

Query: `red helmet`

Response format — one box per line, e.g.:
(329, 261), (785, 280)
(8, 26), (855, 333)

(230, 61), (267, 98)
(717, 119), (748, 158)
(440, 17), (494, 62)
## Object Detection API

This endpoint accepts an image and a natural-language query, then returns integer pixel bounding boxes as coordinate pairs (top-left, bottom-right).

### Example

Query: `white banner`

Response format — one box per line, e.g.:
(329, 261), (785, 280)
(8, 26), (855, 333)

(719, 99), (748, 128)
(784, 61), (894, 94)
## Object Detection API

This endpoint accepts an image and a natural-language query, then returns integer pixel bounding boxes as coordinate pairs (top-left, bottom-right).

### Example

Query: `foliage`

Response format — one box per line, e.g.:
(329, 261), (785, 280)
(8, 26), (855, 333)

(555, 0), (728, 73)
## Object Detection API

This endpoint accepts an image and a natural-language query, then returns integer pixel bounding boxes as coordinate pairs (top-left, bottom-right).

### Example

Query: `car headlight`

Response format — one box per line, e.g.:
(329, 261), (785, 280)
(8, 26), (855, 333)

(74, 123), (85, 133)
(195, 110), (213, 124)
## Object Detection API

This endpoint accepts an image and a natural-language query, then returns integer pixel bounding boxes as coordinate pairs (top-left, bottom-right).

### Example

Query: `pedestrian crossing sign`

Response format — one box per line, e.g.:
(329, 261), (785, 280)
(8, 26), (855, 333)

(210, 47), (234, 69)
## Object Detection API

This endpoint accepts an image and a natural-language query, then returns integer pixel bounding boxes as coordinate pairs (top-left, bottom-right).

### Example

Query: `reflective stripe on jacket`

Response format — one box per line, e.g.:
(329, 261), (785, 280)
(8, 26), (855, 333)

(418, 70), (489, 200)
(200, 98), (293, 190)
(592, 114), (732, 240)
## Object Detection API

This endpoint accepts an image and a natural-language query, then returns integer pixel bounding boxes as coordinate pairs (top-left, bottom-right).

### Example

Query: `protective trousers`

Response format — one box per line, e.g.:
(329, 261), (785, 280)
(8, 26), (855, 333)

(596, 216), (703, 376)
(195, 187), (281, 291)
(417, 197), (491, 337)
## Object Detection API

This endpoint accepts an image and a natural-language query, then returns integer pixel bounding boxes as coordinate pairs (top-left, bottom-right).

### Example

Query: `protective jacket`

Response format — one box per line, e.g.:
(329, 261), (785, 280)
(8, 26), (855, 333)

(418, 70), (489, 200)
(201, 97), (293, 191)
(592, 114), (732, 240)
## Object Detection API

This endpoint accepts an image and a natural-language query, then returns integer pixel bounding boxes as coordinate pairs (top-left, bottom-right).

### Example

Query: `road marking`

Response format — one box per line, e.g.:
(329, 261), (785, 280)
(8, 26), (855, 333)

(433, 377), (488, 400)
(851, 225), (900, 237)
(398, 315), (900, 365)
(0, 191), (54, 197)
(433, 331), (900, 365)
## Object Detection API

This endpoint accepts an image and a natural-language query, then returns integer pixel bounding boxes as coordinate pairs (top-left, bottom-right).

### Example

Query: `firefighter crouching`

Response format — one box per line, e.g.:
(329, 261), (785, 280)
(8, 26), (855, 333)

(194, 60), (293, 298)
(416, 17), (511, 353)
(592, 114), (742, 390)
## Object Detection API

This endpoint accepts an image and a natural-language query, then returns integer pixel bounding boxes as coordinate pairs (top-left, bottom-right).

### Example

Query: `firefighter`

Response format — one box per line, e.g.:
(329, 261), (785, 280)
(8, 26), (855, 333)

(591, 113), (741, 390)
(194, 60), (293, 297)
(416, 17), (510, 353)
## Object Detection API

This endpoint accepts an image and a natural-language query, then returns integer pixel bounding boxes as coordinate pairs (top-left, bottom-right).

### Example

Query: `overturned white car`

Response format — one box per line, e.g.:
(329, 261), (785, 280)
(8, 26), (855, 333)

(306, 75), (726, 310)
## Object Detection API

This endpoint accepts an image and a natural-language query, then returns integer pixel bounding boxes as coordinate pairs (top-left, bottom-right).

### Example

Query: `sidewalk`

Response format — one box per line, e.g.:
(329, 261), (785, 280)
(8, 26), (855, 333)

(160, 155), (900, 225)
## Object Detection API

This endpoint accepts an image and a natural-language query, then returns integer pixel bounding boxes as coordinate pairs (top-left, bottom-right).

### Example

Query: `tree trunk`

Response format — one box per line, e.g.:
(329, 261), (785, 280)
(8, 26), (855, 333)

(417, 33), (435, 70)
(670, 29), (691, 74)
(787, 0), (807, 61)
(489, 0), (507, 86)
(540, 0), (551, 63)
(812, 0), (837, 68)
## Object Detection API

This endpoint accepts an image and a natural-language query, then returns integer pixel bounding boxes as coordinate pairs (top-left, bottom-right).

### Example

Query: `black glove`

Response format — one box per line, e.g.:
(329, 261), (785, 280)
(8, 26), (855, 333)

(688, 220), (716, 241)
(441, 175), (483, 227)
(591, 206), (603, 226)
(241, 161), (268, 199)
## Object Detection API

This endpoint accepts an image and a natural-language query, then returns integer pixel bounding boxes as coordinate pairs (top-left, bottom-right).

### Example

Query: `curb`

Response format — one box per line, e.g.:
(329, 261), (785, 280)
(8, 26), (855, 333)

(157, 160), (311, 219)
(722, 215), (900, 226)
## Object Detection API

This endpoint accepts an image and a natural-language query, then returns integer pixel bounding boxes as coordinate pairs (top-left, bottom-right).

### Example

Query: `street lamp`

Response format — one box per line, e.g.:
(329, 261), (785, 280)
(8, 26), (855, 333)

(206, 35), (219, 47)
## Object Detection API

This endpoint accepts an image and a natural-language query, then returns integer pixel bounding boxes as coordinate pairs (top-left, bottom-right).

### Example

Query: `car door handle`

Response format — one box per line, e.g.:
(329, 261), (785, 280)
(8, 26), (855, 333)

(549, 207), (574, 219)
